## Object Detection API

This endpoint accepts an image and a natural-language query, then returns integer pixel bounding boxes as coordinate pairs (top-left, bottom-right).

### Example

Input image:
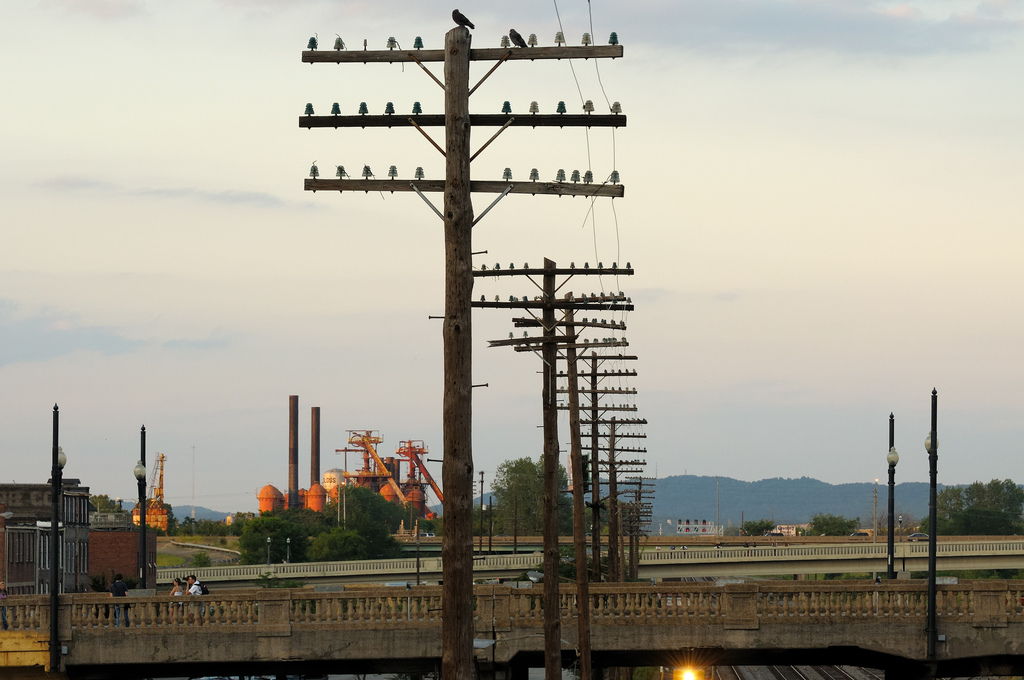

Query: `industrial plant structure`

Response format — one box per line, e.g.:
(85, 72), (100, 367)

(257, 396), (442, 518)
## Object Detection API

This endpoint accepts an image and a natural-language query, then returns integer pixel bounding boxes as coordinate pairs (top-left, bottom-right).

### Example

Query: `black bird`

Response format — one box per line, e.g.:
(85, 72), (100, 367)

(509, 28), (528, 48)
(452, 9), (475, 29)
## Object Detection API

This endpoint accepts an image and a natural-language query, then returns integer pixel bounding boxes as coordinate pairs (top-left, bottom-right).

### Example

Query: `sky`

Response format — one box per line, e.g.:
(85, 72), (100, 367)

(2, 0), (1022, 515)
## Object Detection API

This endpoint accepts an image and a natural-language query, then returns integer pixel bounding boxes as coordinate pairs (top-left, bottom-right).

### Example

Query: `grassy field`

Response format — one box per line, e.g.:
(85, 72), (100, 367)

(156, 536), (240, 568)
(157, 553), (186, 567)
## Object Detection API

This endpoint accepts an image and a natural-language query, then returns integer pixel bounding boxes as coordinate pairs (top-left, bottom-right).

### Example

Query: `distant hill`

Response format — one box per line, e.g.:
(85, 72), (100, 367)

(171, 505), (231, 522)
(651, 475), (938, 528)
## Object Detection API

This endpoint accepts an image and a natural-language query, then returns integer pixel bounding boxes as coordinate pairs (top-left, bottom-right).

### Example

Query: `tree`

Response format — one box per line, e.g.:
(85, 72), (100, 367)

(809, 513), (860, 536)
(308, 528), (368, 561)
(90, 494), (120, 512)
(930, 479), (1024, 535)
(492, 457), (544, 536)
(322, 486), (404, 559)
(191, 551), (212, 568)
(491, 456), (572, 536)
(742, 519), (776, 536)
(264, 507), (335, 536)
(342, 488), (404, 558)
(237, 517), (310, 565)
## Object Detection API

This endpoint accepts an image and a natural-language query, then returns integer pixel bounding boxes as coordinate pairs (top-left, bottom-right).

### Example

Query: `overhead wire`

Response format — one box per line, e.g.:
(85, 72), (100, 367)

(552, 0), (634, 405)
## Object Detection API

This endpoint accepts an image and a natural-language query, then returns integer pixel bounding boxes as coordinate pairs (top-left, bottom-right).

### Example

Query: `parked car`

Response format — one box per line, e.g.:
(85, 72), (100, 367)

(908, 532), (928, 541)
(850, 531), (870, 537)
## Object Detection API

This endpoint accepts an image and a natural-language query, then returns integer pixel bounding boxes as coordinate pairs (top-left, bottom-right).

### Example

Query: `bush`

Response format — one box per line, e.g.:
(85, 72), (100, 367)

(191, 551), (212, 568)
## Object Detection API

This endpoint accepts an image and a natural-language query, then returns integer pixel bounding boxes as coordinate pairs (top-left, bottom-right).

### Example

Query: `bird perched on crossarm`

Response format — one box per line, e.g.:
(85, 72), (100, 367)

(452, 9), (475, 29)
(509, 28), (528, 48)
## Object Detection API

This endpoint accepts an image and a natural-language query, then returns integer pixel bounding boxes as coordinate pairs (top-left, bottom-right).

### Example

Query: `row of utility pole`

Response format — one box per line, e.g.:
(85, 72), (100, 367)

(300, 26), (628, 680)
(476, 259), (643, 679)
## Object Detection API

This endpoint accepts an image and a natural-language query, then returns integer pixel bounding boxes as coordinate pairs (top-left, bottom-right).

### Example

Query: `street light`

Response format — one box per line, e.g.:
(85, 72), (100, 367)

(887, 413), (899, 580)
(266, 536), (271, 565)
(49, 405), (66, 674)
(134, 425), (147, 590)
(925, 388), (939, 660)
(286, 537), (291, 563)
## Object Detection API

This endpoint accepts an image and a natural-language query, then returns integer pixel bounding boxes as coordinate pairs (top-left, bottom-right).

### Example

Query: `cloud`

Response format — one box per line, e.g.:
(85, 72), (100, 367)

(0, 301), (235, 367)
(632, 0), (1024, 56)
(47, 0), (146, 20)
(33, 176), (291, 209)
(0, 300), (143, 367)
(129, 186), (286, 208)
(162, 337), (232, 351)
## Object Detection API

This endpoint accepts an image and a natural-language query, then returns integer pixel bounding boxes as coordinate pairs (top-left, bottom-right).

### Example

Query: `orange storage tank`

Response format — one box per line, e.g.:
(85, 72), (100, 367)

(306, 482), (327, 512)
(258, 484), (285, 514)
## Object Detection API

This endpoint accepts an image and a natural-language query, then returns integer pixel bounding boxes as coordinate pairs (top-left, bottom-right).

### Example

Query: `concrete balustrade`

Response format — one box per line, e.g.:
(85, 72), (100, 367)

(6, 580), (1024, 677)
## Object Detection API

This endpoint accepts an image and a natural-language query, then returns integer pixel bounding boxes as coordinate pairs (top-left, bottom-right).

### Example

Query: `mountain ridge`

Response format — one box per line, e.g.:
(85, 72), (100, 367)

(651, 474), (937, 529)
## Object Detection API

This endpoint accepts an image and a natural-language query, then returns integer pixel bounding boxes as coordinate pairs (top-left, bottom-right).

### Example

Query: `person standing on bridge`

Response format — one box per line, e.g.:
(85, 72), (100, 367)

(110, 574), (130, 627)
(1, 581), (8, 630)
(186, 574), (205, 624)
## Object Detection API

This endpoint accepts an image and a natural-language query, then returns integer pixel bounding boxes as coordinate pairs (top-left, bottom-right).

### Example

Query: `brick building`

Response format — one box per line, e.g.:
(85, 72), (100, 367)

(0, 480), (92, 594)
(89, 511), (156, 589)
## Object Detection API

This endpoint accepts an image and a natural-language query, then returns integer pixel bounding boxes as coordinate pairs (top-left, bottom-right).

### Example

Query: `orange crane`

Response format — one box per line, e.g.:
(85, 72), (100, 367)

(133, 452), (169, 531)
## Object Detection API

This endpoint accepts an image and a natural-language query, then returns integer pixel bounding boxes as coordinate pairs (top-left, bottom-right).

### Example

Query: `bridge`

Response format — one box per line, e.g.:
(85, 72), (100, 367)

(4, 580), (1024, 679)
(160, 539), (1024, 588)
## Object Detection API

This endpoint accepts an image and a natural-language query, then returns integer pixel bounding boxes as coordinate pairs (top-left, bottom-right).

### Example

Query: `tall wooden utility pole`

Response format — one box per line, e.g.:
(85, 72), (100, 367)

(442, 32), (474, 679)
(476, 261), (634, 680)
(301, 29), (624, 680)
(562, 305), (592, 680)
(540, 261), (561, 680)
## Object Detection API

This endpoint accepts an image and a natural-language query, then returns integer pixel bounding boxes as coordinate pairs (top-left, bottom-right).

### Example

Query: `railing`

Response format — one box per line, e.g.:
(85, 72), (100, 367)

(158, 552), (546, 584)
(158, 540), (1024, 585)
(6, 580), (1024, 633)
(638, 539), (1024, 563)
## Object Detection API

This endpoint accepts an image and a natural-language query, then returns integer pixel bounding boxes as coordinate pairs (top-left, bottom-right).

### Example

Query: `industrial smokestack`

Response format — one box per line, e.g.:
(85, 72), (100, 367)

(288, 395), (299, 508)
(311, 406), (321, 486)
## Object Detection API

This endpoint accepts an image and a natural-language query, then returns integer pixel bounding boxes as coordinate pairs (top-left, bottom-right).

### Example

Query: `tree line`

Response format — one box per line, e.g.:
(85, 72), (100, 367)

(739, 478), (1024, 537)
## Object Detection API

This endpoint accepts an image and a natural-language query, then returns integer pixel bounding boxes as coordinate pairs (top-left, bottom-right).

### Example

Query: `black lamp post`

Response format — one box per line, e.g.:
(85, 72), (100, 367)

(887, 414), (899, 580)
(134, 425), (147, 590)
(926, 389), (939, 660)
(49, 404), (66, 674)
(266, 536), (271, 564)
(286, 537), (291, 563)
